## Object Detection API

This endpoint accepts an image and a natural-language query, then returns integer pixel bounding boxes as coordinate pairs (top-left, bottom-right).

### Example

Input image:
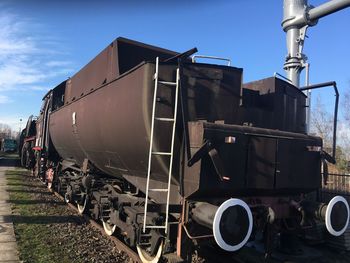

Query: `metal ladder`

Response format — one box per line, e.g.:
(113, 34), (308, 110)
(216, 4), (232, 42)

(143, 57), (180, 234)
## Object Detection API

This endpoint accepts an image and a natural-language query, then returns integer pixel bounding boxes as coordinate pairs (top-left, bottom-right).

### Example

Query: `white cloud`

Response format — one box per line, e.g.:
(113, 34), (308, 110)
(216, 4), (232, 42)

(0, 9), (73, 93)
(0, 94), (12, 104)
(46, 60), (73, 67)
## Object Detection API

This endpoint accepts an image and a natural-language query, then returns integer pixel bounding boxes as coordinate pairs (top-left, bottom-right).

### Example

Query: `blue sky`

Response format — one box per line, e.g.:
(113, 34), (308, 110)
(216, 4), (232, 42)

(0, 0), (349, 132)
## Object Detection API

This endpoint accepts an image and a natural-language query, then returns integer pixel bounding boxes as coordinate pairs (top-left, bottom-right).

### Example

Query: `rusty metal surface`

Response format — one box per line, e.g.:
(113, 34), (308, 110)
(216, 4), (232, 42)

(50, 62), (182, 203)
(65, 41), (118, 105)
(183, 121), (322, 198)
(64, 37), (178, 105)
(47, 37), (322, 205)
(242, 77), (307, 133)
(49, 47), (243, 203)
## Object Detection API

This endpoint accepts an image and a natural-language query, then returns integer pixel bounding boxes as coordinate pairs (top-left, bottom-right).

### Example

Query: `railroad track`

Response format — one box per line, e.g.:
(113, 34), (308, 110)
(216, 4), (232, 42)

(49, 190), (270, 263)
(36, 175), (342, 263)
(48, 184), (245, 263)
(44, 181), (267, 263)
(49, 189), (142, 263)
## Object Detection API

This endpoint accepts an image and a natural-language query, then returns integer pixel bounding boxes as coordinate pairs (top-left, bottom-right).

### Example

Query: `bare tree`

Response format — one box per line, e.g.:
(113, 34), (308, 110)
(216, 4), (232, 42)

(343, 89), (350, 123)
(340, 88), (350, 160)
(310, 95), (333, 148)
(311, 95), (350, 171)
(0, 123), (13, 139)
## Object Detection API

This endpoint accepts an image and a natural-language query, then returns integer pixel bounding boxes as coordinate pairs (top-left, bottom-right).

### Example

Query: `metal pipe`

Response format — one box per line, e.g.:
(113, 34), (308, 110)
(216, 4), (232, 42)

(334, 86), (339, 159)
(282, 0), (309, 87)
(191, 55), (231, 66)
(191, 202), (217, 229)
(300, 81), (339, 160)
(282, 0), (350, 87)
(304, 63), (311, 133)
(308, 0), (350, 21)
(282, 0), (350, 30)
(274, 72), (293, 83)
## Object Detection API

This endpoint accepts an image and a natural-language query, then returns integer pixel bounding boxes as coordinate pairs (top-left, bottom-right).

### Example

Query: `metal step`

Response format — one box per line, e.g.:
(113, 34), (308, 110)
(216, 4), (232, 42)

(149, 188), (168, 192)
(145, 225), (167, 229)
(138, 242), (151, 246)
(155, 117), (175, 122)
(144, 57), (180, 234)
(152, 151), (171, 156)
(159, 81), (176, 86)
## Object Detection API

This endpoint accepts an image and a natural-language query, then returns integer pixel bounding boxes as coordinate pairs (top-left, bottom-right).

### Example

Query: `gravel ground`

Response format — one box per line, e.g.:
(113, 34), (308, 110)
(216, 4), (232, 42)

(6, 168), (130, 263)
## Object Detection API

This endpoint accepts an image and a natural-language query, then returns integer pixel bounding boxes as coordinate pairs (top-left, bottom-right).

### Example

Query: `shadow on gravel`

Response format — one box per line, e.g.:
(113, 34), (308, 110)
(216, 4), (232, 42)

(7, 183), (46, 188)
(6, 189), (52, 195)
(0, 157), (21, 167)
(3, 215), (85, 224)
(7, 199), (66, 205)
(6, 176), (30, 182)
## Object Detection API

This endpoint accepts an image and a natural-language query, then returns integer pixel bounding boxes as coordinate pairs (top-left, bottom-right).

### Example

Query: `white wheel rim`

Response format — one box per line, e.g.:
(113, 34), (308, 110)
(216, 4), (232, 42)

(213, 198), (253, 252)
(64, 193), (70, 203)
(77, 197), (87, 214)
(102, 221), (116, 236)
(137, 240), (163, 263)
(325, 195), (349, 236)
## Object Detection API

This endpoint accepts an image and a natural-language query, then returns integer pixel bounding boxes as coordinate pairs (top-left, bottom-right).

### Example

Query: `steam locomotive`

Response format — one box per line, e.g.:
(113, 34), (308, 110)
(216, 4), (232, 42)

(20, 37), (349, 262)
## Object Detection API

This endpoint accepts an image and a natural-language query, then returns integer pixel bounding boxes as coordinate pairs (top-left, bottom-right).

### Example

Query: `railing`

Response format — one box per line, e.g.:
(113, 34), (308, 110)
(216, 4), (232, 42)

(320, 172), (350, 203)
(191, 55), (231, 66)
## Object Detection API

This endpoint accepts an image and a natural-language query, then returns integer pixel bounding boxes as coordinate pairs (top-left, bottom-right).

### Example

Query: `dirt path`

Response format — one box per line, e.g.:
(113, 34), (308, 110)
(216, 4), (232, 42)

(0, 162), (21, 262)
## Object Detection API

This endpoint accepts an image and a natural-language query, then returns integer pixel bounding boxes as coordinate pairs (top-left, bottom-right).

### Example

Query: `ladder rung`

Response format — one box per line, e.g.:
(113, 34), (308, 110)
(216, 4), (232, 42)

(155, 117), (175, 122)
(144, 59), (179, 234)
(138, 242), (151, 246)
(140, 235), (152, 238)
(152, 151), (171, 156)
(159, 81), (177, 86)
(145, 225), (167, 229)
(149, 188), (168, 192)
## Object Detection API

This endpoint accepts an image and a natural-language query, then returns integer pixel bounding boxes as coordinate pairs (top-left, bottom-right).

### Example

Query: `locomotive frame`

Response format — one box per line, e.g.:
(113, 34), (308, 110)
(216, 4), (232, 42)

(20, 37), (349, 263)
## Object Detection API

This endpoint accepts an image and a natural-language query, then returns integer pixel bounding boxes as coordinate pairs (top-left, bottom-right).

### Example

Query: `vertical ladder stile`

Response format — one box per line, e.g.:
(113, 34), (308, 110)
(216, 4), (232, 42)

(143, 57), (160, 233)
(164, 68), (180, 232)
(143, 57), (180, 234)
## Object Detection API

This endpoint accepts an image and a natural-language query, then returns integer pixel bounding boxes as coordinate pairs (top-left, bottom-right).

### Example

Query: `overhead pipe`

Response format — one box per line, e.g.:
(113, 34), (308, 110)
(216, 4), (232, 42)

(300, 81), (339, 160)
(282, 0), (350, 87)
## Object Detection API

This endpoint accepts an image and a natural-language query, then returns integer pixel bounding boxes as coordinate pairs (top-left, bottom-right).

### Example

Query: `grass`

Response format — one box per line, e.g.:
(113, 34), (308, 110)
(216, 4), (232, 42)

(6, 169), (76, 263)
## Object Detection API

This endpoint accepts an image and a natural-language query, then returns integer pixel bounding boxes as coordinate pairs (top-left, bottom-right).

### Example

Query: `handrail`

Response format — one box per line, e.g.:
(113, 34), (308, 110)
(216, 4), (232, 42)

(191, 55), (231, 66)
(300, 81), (339, 161)
(273, 72), (293, 83)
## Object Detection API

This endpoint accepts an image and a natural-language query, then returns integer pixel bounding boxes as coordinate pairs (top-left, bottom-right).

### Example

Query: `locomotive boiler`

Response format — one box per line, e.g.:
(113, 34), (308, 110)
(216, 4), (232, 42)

(19, 35), (350, 262)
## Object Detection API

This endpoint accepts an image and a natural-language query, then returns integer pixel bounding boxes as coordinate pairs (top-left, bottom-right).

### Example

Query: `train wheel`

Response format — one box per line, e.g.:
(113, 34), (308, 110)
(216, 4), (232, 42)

(136, 240), (163, 263)
(64, 192), (71, 203)
(77, 194), (89, 214)
(102, 221), (117, 236)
